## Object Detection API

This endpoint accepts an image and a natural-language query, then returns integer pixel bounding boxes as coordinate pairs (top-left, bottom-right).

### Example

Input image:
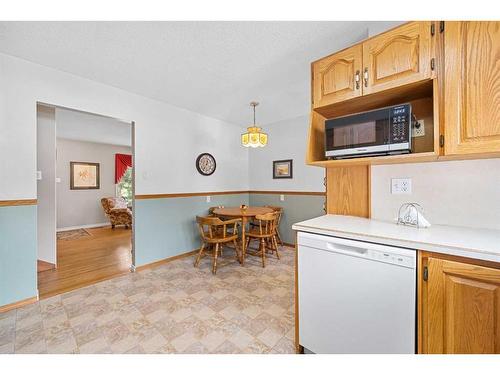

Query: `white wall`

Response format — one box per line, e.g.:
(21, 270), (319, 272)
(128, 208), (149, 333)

(0, 52), (249, 200)
(249, 115), (325, 192)
(368, 21), (405, 37)
(56, 108), (132, 147)
(56, 138), (132, 229)
(371, 159), (500, 230)
(36, 105), (56, 264)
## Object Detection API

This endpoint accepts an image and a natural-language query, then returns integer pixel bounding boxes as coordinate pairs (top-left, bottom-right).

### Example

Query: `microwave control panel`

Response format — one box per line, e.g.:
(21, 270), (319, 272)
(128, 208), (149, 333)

(390, 105), (410, 143)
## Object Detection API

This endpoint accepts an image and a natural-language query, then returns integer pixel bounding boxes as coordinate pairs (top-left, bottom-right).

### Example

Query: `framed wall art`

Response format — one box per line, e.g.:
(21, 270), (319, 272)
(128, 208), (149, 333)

(273, 159), (293, 179)
(70, 161), (100, 190)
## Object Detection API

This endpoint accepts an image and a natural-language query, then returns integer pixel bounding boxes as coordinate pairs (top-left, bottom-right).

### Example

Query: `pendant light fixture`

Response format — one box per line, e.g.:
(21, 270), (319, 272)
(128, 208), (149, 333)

(241, 101), (268, 148)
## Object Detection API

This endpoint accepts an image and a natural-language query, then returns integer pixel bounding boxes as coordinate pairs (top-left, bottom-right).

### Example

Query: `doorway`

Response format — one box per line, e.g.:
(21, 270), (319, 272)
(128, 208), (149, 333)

(36, 103), (135, 298)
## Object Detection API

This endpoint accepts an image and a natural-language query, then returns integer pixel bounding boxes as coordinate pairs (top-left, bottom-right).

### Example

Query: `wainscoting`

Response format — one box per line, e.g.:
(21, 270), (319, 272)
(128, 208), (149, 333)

(135, 190), (325, 267)
(134, 193), (250, 267)
(0, 204), (38, 307)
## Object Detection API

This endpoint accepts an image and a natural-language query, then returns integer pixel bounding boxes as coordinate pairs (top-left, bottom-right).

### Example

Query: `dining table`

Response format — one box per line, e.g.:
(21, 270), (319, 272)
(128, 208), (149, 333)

(213, 206), (274, 264)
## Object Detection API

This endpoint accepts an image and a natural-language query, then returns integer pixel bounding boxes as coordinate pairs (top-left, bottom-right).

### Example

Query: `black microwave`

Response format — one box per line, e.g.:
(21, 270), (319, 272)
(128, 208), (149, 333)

(325, 104), (413, 159)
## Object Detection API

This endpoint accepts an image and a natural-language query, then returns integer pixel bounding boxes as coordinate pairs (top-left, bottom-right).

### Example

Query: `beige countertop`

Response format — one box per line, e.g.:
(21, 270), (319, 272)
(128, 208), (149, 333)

(292, 215), (500, 263)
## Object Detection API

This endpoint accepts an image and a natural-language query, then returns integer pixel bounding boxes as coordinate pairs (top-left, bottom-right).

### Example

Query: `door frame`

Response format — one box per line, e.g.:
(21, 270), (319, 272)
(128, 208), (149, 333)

(36, 101), (136, 276)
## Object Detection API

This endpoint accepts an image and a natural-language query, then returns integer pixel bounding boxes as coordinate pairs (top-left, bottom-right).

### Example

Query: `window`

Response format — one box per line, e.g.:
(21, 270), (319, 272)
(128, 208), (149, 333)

(116, 167), (132, 204)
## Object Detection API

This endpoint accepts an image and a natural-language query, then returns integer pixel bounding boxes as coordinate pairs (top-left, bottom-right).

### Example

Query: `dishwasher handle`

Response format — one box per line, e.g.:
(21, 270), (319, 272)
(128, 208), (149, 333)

(326, 241), (368, 255)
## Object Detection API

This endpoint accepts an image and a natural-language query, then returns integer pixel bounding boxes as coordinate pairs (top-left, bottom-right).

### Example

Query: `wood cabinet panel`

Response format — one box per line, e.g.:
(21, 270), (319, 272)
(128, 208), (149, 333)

(312, 45), (362, 108)
(326, 165), (369, 218)
(363, 22), (433, 95)
(424, 257), (500, 354)
(444, 21), (500, 155)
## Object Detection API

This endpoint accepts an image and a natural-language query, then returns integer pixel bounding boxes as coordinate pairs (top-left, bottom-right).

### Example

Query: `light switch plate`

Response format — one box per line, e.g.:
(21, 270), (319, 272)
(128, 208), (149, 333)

(280, 194), (285, 202)
(36, 171), (42, 180)
(391, 178), (412, 194)
(55, 177), (61, 183)
(206, 196), (211, 203)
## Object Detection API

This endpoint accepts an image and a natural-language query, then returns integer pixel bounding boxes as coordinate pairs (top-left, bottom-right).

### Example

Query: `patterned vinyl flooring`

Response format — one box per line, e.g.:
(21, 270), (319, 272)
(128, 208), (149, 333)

(0, 246), (295, 354)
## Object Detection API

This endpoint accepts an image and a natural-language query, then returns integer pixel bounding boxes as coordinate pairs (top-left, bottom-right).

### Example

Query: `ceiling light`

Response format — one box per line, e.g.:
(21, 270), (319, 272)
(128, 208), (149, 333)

(241, 101), (268, 148)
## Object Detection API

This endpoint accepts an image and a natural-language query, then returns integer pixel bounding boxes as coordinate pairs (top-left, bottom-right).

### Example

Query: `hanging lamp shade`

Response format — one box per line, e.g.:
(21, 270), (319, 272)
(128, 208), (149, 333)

(241, 102), (267, 148)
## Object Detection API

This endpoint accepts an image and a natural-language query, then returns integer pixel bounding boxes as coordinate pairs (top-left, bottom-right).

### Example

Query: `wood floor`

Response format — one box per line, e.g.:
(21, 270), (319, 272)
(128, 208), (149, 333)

(38, 226), (132, 299)
(37, 259), (56, 272)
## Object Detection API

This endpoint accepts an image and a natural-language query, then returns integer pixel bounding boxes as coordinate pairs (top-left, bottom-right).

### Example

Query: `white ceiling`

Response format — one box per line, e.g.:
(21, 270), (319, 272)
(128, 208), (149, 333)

(56, 107), (132, 147)
(0, 21), (402, 125)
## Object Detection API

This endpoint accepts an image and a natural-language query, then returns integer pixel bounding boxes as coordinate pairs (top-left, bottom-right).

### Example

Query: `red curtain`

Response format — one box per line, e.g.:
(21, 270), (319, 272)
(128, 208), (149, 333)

(115, 153), (132, 183)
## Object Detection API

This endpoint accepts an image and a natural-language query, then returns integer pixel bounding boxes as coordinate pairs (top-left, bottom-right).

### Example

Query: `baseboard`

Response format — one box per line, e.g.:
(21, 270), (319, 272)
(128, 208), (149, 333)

(135, 249), (199, 272)
(282, 242), (296, 249)
(57, 222), (110, 232)
(0, 295), (38, 313)
(37, 259), (56, 272)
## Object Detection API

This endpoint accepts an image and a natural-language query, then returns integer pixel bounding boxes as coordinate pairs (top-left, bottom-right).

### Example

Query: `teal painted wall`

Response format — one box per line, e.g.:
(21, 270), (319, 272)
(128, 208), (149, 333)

(249, 193), (325, 245)
(134, 193), (249, 266)
(134, 192), (324, 267)
(0, 205), (37, 306)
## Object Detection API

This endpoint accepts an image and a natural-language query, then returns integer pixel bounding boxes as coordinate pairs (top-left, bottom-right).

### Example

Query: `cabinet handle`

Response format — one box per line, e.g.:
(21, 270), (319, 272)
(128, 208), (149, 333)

(363, 68), (369, 87)
(355, 70), (360, 90)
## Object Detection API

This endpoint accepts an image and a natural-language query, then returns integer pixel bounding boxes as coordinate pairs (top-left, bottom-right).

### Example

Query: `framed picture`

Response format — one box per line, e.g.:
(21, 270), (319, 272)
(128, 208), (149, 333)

(273, 159), (293, 179)
(70, 162), (100, 190)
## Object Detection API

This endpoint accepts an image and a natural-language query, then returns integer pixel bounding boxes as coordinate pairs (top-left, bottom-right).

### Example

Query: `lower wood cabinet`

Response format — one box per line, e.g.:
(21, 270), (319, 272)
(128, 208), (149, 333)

(420, 253), (500, 353)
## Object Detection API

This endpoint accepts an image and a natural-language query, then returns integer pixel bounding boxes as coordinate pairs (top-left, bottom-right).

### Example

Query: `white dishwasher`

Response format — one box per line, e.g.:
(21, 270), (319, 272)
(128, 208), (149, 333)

(297, 231), (416, 354)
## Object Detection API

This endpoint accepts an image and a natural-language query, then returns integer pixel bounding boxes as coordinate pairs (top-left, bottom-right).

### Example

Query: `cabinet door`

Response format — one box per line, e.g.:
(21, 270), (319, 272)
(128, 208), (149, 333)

(312, 45), (362, 108)
(444, 21), (500, 155)
(425, 257), (500, 354)
(362, 22), (433, 95)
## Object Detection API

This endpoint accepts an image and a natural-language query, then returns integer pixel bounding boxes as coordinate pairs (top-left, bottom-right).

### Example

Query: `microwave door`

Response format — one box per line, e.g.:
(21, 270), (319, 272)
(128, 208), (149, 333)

(327, 120), (389, 158)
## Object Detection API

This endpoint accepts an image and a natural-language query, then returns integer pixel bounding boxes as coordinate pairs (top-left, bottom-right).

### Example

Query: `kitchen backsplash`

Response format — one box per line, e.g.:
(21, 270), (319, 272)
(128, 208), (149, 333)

(371, 158), (500, 230)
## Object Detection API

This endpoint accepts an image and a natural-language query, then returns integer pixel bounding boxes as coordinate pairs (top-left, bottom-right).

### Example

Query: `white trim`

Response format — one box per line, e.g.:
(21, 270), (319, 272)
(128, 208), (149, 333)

(326, 144), (391, 157)
(56, 222), (110, 232)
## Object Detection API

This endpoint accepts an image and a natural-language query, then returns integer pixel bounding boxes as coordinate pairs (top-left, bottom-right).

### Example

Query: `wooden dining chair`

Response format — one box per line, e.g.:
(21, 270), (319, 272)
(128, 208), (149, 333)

(246, 212), (279, 267)
(194, 216), (242, 274)
(208, 206), (224, 216)
(265, 205), (284, 246)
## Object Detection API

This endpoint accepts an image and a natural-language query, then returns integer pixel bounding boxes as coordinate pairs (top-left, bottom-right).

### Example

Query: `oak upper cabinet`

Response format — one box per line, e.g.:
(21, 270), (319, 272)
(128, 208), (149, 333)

(362, 21), (433, 95)
(423, 257), (500, 354)
(443, 21), (500, 156)
(312, 44), (363, 108)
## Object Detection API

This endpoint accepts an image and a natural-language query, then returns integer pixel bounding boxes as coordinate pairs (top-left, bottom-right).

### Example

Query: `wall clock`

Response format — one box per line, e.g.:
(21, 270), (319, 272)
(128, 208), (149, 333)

(196, 153), (216, 176)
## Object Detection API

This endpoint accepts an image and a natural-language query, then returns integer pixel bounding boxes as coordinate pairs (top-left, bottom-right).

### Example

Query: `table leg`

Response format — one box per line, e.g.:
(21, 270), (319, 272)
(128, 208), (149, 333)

(241, 217), (247, 265)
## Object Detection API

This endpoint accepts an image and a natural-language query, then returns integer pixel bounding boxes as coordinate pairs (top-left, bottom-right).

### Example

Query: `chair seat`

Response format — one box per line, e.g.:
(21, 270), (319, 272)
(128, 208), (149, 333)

(203, 233), (239, 243)
(246, 230), (273, 239)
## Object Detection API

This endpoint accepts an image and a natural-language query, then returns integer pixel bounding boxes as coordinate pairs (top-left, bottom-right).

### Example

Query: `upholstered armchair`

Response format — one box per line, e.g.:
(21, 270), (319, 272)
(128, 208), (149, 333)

(101, 197), (132, 229)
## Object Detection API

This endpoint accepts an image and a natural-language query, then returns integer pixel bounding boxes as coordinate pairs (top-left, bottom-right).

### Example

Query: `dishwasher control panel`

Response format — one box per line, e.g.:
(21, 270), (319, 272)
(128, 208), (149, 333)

(368, 249), (415, 268)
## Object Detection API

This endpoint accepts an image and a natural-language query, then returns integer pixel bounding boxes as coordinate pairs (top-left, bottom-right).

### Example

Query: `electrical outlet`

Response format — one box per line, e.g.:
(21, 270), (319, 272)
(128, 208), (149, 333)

(391, 178), (412, 194)
(280, 194), (285, 202)
(206, 196), (211, 203)
(412, 119), (425, 137)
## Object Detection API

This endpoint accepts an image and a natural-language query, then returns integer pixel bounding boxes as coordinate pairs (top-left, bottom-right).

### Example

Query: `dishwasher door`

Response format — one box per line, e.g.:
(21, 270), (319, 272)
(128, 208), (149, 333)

(298, 231), (416, 354)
